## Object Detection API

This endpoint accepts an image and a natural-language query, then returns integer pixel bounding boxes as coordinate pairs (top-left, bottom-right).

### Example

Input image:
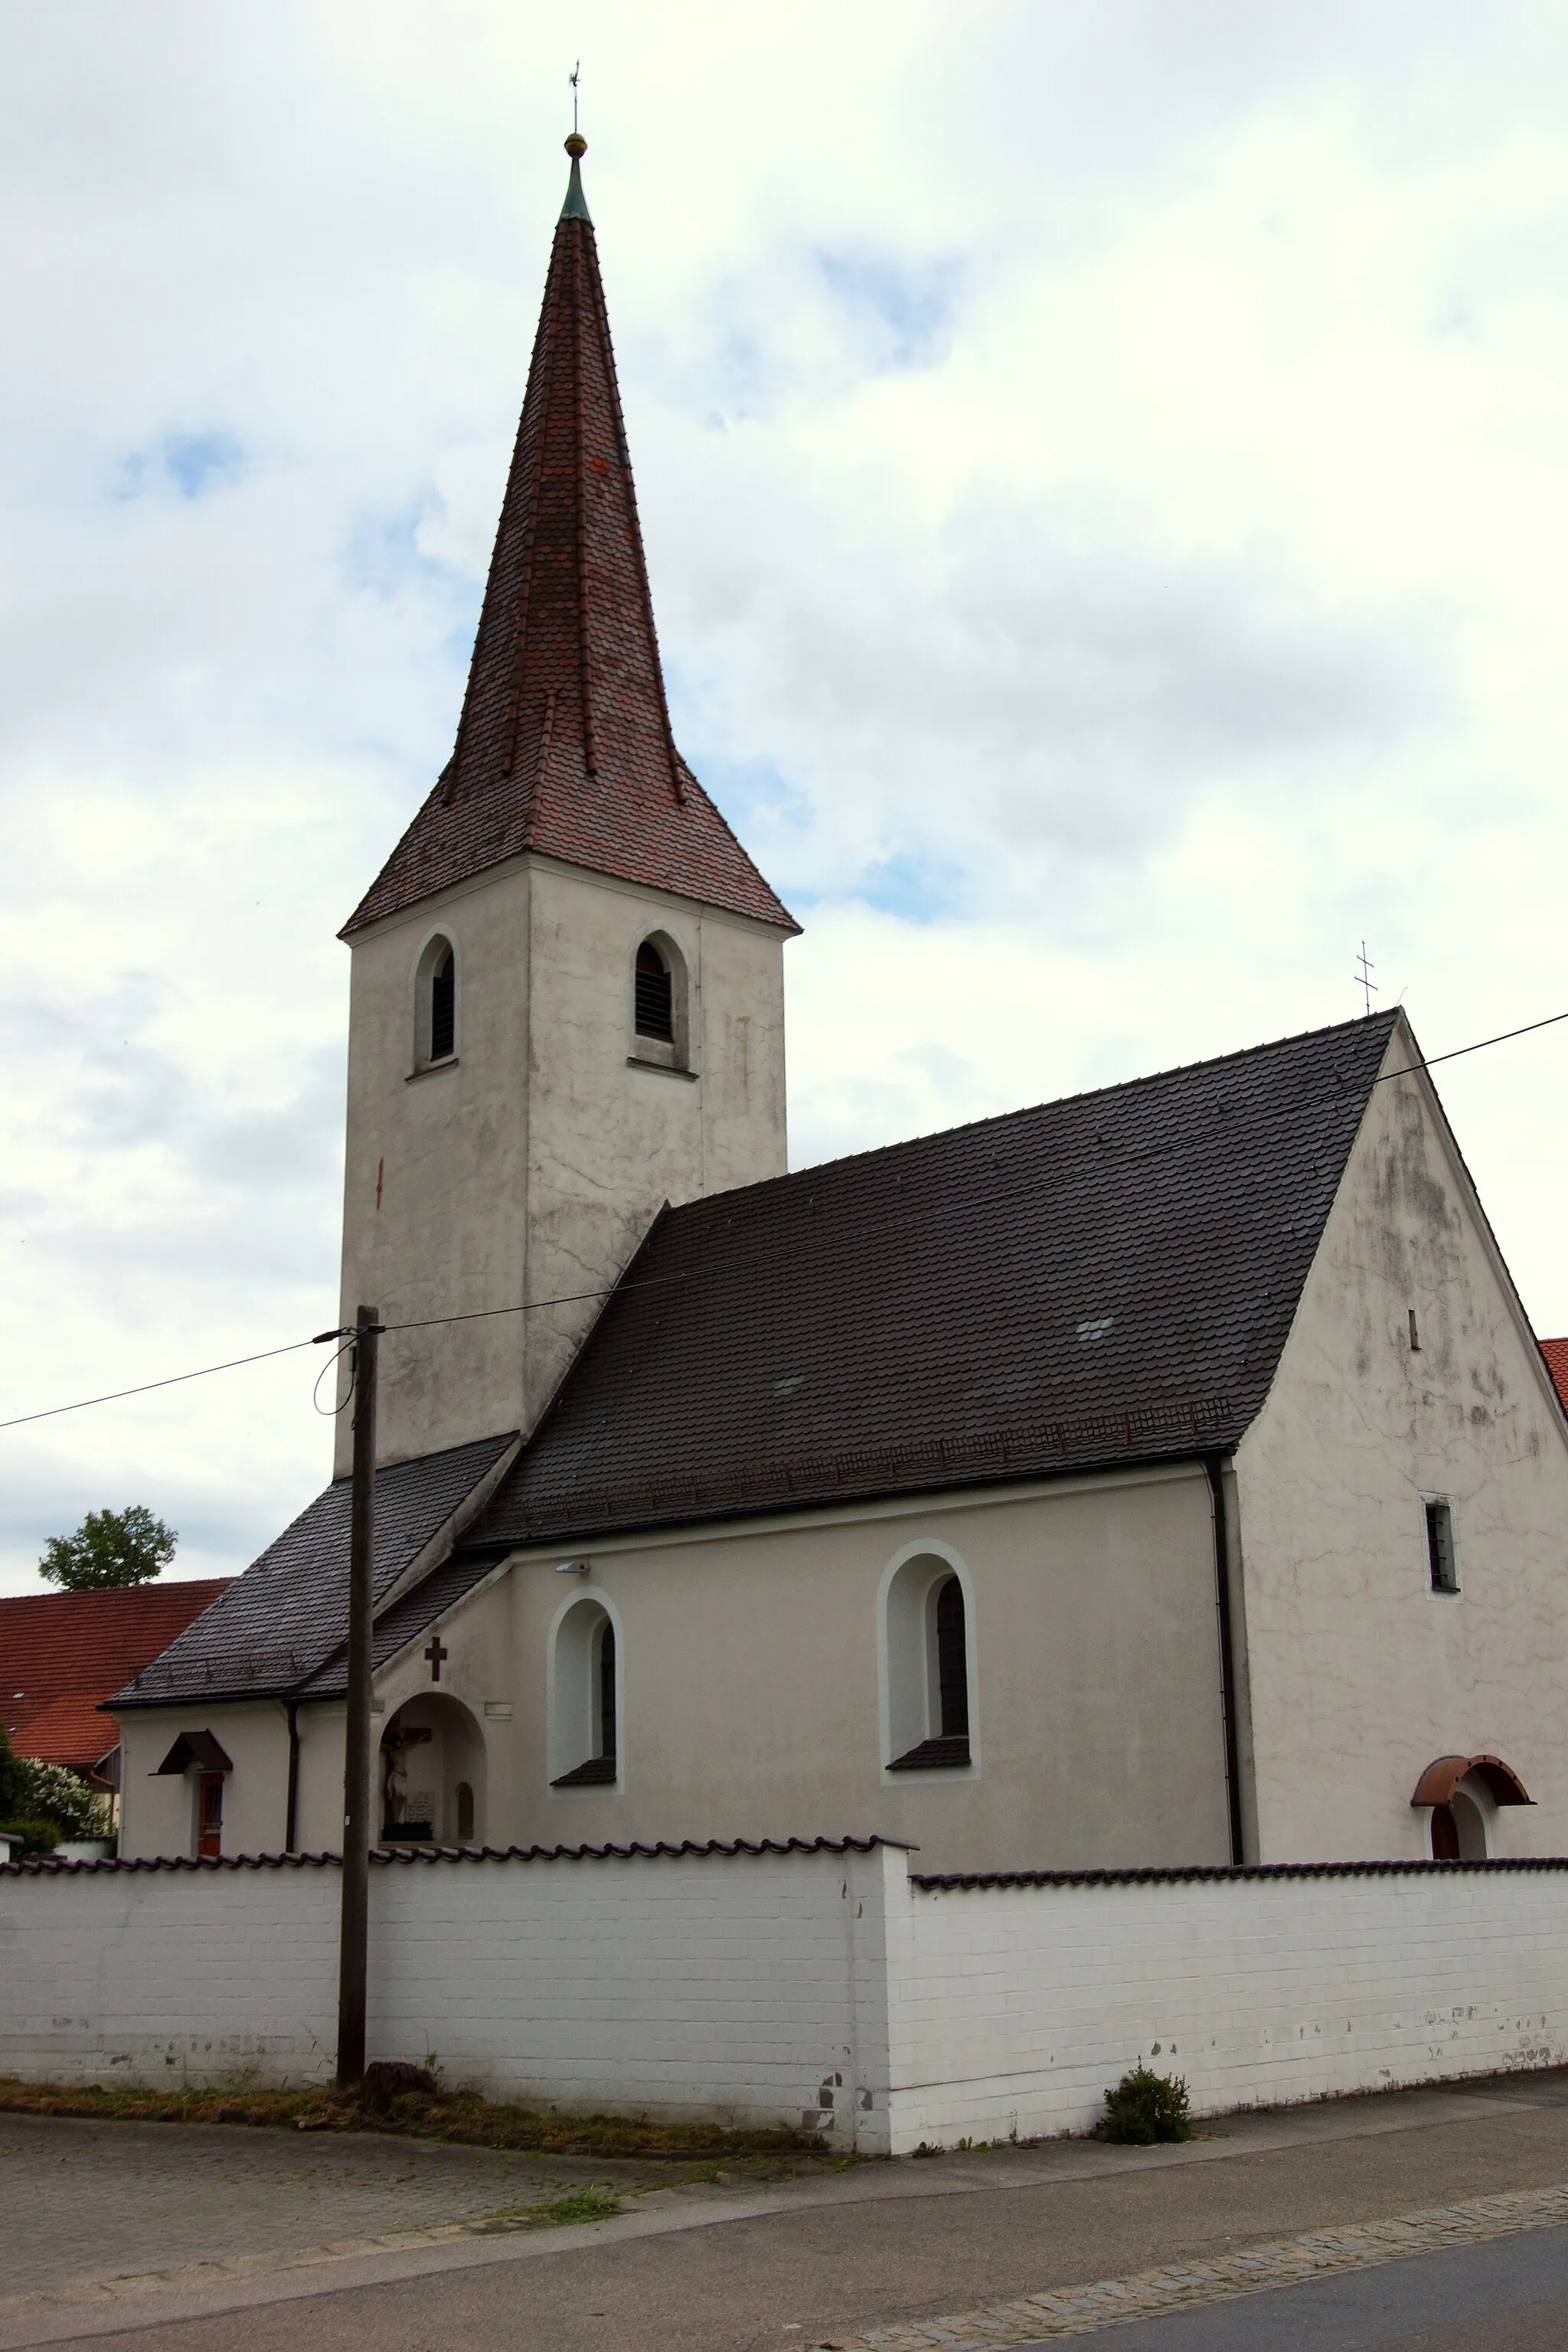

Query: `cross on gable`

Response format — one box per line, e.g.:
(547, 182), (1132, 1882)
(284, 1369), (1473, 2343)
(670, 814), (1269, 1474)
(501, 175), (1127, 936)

(424, 1636), (448, 1683)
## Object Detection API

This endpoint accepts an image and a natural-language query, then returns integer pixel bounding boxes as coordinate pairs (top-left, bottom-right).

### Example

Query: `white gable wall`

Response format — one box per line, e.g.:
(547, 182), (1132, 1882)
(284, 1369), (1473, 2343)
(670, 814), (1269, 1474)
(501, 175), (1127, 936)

(1233, 1014), (1568, 1862)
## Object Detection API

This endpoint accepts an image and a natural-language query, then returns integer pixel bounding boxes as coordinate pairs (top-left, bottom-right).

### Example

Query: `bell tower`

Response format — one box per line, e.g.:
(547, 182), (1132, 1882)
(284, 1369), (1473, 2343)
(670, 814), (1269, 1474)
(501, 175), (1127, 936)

(334, 137), (798, 1472)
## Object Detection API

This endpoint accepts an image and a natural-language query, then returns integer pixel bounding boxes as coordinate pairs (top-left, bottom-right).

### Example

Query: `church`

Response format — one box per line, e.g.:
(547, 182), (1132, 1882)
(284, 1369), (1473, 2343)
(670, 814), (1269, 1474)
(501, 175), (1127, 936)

(110, 139), (1568, 1880)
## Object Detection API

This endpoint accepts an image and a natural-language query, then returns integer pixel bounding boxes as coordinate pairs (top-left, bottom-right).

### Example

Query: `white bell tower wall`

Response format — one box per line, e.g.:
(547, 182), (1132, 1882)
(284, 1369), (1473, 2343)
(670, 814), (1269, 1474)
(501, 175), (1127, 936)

(335, 850), (789, 1472)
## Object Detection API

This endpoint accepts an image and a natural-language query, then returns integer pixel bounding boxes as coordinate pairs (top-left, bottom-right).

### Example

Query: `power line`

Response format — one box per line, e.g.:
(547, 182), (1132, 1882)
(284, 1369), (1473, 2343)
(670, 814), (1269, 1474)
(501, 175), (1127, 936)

(0, 1339), (322, 1432)
(5, 1001), (1566, 1436)
(1375, 1008), (1568, 1085)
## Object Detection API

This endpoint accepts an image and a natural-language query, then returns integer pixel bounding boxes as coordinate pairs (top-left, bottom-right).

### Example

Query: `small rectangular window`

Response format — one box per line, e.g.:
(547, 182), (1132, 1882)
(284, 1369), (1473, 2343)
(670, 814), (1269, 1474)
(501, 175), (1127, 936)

(1426, 1498), (1459, 1594)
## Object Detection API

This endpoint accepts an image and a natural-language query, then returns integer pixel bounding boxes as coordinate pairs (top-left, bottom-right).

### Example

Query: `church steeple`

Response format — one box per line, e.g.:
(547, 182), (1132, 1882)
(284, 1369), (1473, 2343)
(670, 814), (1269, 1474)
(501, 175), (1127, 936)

(344, 136), (795, 939)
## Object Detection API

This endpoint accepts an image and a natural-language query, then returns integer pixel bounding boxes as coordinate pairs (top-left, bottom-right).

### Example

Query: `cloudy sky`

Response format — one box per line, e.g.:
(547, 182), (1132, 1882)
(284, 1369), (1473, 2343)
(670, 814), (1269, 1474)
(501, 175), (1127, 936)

(3, 2), (1567, 1593)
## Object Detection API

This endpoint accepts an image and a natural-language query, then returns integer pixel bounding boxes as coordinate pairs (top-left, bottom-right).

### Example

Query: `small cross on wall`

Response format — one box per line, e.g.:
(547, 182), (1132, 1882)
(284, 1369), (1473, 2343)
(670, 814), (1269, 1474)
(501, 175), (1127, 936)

(424, 1636), (449, 1684)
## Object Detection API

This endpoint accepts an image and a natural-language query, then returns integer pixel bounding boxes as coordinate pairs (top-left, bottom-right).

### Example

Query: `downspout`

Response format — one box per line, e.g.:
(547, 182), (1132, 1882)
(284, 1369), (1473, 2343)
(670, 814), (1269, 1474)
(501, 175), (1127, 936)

(284, 1702), (301, 1854)
(1204, 1453), (1246, 1867)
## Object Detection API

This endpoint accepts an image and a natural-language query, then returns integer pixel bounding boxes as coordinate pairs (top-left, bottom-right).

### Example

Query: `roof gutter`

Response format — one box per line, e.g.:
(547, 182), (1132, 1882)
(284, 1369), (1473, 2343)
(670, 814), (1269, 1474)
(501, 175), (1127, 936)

(1204, 1452), (1246, 1867)
(283, 1700), (301, 1854)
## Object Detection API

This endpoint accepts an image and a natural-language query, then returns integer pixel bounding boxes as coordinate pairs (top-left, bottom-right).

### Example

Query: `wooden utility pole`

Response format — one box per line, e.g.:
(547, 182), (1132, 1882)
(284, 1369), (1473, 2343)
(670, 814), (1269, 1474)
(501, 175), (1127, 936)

(336, 1303), (380, 2087)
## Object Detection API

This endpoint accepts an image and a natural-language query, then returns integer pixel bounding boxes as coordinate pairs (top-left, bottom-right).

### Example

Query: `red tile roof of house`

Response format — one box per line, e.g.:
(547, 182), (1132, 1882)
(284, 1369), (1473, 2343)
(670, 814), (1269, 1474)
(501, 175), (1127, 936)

(1, 1580), (230, 1772)
(1542, 1338), (1568, 1414)
(342, 142), (797, 942)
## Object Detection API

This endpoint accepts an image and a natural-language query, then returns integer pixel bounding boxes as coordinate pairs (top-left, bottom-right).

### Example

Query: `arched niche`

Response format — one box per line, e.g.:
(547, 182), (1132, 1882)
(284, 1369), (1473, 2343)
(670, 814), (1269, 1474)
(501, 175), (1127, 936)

(381, 1691), (486, 1847)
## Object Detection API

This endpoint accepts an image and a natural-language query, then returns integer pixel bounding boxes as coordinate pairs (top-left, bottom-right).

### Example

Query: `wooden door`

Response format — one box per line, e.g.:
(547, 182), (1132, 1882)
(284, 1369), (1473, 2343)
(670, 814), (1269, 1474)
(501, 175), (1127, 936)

(197, 1772), (224, 1859)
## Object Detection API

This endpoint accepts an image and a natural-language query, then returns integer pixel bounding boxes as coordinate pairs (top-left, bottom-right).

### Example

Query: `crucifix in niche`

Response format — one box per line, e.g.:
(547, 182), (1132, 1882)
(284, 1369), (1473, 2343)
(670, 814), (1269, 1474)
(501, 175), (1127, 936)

(424, 1635), (448, 1683)
(381, 1724), (433, 1838)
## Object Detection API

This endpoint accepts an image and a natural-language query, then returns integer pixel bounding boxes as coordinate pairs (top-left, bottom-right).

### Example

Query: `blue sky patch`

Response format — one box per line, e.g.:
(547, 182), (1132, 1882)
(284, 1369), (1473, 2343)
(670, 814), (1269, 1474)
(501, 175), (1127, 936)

(116, 428), (244, 501)
(814, 850), (967, 923)
(341, 498), (481, 631)
(815, 250), (962, 371)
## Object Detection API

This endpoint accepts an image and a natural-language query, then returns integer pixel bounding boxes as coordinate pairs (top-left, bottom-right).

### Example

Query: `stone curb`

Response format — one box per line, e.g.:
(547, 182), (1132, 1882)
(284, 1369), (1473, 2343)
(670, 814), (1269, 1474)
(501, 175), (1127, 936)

(814, 2180), (1568, 2347)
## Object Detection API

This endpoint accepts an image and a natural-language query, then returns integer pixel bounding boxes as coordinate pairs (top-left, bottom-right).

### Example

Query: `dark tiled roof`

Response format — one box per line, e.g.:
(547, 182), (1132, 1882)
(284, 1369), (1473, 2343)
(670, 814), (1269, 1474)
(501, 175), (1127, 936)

(112, 1436), (515, 1710)
(291, 1542), (516, 1700)
(472, 1012), (1401, 1549)
(342, 156), (795, 942)
(1540, 1338), (1568, 1414)
(2, 1582), (231, 1762)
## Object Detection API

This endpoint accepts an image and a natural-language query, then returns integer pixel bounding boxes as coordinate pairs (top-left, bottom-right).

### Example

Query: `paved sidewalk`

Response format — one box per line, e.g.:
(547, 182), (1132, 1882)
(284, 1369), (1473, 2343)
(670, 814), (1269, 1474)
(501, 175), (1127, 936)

(8, 2071), (1568, 2350)
(0, 2114), (670, 2299)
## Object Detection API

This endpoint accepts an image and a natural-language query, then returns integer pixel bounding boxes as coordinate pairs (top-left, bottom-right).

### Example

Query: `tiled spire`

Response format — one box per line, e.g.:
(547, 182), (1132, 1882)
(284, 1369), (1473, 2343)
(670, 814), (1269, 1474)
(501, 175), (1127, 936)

(343, 137), (797, 938)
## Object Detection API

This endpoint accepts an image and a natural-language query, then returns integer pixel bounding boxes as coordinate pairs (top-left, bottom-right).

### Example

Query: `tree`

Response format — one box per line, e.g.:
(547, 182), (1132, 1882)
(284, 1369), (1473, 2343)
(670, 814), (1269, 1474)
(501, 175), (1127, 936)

(38, 1504), (176, 1590)
(0, 1721), (27, 1819)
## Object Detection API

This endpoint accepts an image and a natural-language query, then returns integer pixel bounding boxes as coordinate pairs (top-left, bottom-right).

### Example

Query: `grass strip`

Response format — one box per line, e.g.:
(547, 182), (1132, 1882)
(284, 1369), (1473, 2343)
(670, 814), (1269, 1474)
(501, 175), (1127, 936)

(0, 2075), (826, 2160)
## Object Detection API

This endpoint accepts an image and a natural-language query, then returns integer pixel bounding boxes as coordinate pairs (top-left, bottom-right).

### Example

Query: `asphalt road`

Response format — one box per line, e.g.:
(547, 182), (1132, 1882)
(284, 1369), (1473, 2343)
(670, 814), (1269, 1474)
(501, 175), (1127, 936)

(1002, 2225), (1568, 2350)
(9, 2073), (1568, 2350)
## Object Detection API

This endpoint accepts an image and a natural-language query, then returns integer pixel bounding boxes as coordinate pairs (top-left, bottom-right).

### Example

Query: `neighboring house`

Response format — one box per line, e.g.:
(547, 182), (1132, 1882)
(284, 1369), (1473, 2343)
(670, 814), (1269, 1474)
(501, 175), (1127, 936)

(2, 1583), (231, 1796)
(1541, 1338), (1568, 1415)
(108, 142), (1568, 1879)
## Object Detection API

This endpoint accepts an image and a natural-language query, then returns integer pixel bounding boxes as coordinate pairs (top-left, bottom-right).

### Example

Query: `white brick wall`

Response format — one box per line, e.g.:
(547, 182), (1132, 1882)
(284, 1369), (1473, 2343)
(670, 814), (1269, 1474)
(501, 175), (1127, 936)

(887, 1867), (1568, 2149)
(4, 1848), (1567, 2155)
(0, 1847), (886, 2145)
(0, 1863), (343, 2090)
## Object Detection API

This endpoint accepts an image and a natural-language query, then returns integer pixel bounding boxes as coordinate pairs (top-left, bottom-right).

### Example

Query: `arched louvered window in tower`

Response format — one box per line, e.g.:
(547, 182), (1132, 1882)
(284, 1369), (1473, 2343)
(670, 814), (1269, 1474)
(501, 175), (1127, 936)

(413, 933), (459, 1071)
(635, 941), (674, 1042)
(430, 946), (456, 1061)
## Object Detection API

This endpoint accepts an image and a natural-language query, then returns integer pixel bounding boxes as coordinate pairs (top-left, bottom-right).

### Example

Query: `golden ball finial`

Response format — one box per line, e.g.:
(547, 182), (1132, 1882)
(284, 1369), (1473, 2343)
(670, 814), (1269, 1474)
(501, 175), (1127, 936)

(564, 132), (586, 158)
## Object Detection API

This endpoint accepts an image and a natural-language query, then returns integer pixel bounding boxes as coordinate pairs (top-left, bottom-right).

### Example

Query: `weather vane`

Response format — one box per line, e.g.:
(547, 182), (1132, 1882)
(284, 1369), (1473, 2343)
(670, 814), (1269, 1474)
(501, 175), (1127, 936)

(570, 60), (580, 136)
(1354, 940), (1378, 1016)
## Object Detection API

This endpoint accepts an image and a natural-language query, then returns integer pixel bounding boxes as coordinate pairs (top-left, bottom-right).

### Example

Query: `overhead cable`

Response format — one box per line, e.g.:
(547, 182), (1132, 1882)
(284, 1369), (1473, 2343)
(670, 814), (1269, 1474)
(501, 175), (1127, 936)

(4, 1001), (1565, 1434)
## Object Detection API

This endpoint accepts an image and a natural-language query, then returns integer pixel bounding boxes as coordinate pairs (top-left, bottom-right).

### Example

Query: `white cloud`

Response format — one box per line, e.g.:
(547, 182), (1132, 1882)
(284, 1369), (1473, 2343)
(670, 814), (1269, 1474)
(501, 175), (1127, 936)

(2, 2), (1567, 1592)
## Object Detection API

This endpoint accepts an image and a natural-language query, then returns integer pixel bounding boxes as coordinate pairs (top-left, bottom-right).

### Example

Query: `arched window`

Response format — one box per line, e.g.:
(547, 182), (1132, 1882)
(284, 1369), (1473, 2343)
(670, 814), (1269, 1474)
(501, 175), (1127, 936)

(882, 1550), (975, 1773)
(598, 1621), (617, 1766)
(413, 933), (459, 1070)
(430, 946), (456, 1061)
(550, 1596), (620, 1789)
(635, 941), (674, 1041)
(933, 1577), (969, 1745)
(629, 932), (691, 1072)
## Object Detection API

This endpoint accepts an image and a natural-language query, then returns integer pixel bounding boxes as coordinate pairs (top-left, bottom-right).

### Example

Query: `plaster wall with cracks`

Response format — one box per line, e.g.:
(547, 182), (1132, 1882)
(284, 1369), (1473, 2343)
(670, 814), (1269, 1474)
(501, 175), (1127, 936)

(1232, 1013), (1568, 1862)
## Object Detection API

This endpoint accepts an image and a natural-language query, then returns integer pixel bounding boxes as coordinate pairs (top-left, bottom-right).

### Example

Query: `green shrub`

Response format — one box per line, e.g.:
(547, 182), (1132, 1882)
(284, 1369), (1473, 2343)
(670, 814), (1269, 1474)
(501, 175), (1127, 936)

(0, 1818), (62, 1855)
(1100, 2063), (1192, 2145)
